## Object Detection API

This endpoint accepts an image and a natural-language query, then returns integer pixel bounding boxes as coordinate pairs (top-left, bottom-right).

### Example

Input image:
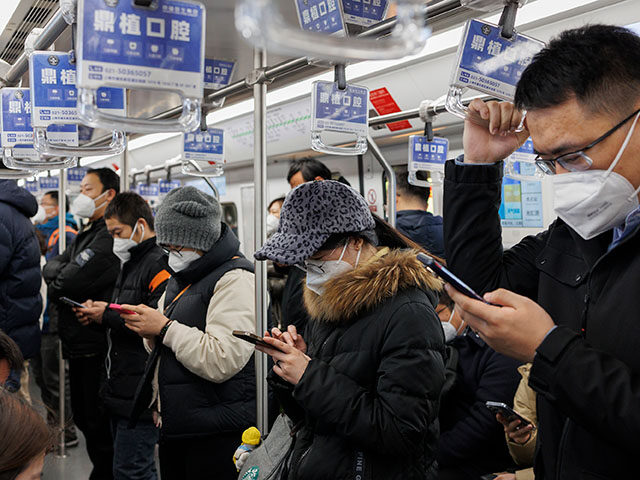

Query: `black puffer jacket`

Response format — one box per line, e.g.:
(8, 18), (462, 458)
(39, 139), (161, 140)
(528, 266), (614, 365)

(443, 159), (640, 480)
(102, 237), (169, 419)
(273, 249), (446, 480)
(0, 180), (41, 359)
(43, 217), (120, 358)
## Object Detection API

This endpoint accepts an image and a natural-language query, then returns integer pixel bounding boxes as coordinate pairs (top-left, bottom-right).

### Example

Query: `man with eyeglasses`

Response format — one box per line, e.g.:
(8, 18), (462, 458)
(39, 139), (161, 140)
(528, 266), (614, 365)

(442, 25), (640, 479)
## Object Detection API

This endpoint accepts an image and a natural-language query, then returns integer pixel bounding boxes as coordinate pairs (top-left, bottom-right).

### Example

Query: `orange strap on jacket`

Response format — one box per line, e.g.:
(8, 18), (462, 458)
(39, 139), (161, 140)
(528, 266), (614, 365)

(148, 270), (171, 293)
(163, 284), (191, 315)
(47, 226), (78, 249)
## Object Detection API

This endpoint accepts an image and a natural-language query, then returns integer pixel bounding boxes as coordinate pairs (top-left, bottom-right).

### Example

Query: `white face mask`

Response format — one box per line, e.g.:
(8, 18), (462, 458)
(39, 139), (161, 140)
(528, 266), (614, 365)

(306, 242), (361, 296)
(441, 307), (464, 343)
(70, 191), (108, 219)
(112, 222), (144, 264)
(168, 249), (201, 273)
(32, 204), (57, 224)
(266, 214), (279, 237)
(553, 111), (640, 240)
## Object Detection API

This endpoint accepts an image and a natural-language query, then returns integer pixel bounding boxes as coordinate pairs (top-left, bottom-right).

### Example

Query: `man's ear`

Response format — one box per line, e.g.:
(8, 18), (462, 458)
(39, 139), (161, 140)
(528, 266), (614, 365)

(314, 176), (325, 182)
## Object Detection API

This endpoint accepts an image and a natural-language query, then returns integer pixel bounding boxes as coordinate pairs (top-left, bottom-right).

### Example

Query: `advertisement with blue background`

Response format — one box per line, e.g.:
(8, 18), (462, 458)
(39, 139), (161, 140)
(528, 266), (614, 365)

(204, 59), (234, 90)
(452, 19), (544, 100)
(77, 0), (205, 98)
(183, 127), (224, 163)
(312, 81), (368, 135)
(342, 0), (388, 27)
(409, 135), (449, 170)
(295, 0), (345, 35)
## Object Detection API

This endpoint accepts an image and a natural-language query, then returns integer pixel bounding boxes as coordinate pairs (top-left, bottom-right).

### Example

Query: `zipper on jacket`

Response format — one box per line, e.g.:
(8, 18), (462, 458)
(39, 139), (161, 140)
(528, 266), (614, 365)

(105, 328), (112, 380)
(555, 420), (571, 478)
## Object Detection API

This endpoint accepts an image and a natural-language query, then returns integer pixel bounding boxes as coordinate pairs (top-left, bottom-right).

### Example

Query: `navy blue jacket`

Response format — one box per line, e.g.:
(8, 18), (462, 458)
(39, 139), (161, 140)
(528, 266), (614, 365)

(396, 210), (445, 258)
(437, 330), (521, 477)
(0, 180), (42, 359)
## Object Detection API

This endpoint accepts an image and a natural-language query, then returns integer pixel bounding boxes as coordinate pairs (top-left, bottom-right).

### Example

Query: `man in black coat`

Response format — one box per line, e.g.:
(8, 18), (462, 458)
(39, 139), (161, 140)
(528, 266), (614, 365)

(76, 192), (169, 480)
(443, 26), (640, 479)
(43, 168), (120, 480)
(0, 177), (41, 399)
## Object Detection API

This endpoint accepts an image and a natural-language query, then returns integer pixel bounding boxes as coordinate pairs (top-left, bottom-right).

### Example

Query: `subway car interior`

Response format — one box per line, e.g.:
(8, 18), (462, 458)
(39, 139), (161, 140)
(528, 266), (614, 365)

(0, 0), (639, 479)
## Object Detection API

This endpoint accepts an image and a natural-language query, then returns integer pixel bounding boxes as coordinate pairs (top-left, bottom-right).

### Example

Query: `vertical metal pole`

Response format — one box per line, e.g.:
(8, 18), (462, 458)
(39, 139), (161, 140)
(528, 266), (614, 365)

(253, 48), (269, 435)
(357, 154), (365, 196)
(56, 169), (67, 458)
(120, 142), (130, 192)
(367, 136), (396, 227)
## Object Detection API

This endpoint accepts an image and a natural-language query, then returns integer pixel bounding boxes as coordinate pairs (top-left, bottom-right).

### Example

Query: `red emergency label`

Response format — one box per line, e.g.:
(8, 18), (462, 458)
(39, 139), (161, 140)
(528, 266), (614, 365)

(369, 87), (412, 132)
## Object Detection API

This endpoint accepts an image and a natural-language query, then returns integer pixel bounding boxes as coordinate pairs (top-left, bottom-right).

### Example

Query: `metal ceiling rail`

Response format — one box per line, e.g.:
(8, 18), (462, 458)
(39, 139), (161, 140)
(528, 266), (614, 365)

(0, 9), (68, 87)
(71, 0), (465, 150)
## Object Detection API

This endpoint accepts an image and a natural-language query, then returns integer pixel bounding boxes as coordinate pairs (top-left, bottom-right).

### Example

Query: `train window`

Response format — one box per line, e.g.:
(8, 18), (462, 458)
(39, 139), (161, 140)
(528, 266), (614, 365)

(221, 202), (239, 238)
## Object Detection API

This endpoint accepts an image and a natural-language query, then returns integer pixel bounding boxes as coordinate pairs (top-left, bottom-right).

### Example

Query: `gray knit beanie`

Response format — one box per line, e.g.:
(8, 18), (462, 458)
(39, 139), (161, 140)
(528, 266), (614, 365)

(155, 186), (221, 252)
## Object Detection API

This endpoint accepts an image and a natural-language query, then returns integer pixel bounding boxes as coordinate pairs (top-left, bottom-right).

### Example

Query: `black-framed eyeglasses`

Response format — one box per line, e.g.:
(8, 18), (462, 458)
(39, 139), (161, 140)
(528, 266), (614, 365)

(534, 108), (640, 175)
(160, 245), (185, 257)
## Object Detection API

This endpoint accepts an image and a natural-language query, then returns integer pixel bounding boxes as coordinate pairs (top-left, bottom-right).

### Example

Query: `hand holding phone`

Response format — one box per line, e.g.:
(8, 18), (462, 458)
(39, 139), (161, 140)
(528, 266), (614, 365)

(108, 303), (136, 315)
(485, 401), (533, 430)
(417, 253), (497, 306)
(233, 331), (285, 353)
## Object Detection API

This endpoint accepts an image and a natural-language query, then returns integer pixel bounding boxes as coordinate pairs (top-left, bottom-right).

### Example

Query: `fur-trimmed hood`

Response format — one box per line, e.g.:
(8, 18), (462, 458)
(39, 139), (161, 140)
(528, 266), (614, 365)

(303, 248), (443, 323)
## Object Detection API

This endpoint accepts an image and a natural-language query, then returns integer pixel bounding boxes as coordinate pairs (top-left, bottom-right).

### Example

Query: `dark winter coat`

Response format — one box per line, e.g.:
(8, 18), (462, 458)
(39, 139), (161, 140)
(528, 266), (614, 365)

(443, 159), (640, 480)
(273, 249), (446, 480)
(437, 331), (521, 477)
(102, 237), (169, 419)
(280, 266), (311, 332)
(0, 180), (41, 359)
(156, 225), (256, 439)
(43, 217), (120, 358)
(396, 209), (445, 258)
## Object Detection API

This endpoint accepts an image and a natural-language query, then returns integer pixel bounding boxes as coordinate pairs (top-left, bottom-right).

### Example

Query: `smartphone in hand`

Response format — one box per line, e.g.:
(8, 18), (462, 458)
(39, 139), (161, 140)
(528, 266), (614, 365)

(417, 253), (497, 306)
(485, 401), (533, 429)
(59, 296), (87, 309)
(108, 303), (136, 315)
(233, 331), (284, 353)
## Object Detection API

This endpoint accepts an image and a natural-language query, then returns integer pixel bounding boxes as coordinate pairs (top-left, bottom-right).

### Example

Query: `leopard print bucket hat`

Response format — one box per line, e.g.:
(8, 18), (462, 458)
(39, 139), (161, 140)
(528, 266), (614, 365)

(254, 180), (375, 265)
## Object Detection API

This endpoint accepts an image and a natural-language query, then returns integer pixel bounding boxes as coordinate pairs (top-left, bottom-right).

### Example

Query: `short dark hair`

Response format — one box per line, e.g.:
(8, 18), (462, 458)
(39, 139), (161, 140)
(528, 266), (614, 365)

(43, 190), (69, 212)
(396, 169), (430, 206)
(86, 168), (120, 195)
(105, 192), (155, 230)
(268, 197), (286, 212)
(515, 25), (640, 115)
(287, 158), (332, 183)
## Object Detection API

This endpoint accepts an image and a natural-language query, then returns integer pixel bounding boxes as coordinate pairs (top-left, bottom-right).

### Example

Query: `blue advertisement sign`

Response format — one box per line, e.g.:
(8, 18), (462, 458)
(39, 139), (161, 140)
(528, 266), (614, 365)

(39, 176), (60, 191)
(451, 19), (544, 101)
(343, 0), (389, 27)
(183, 128), (224, 164)
(24, 180), (39, 194)
(67, 167), (88, 183)
(312, 81), (368, 135)
(1, 88), (33, 146)
(159, 179), (182, 194)
(137, 183), (160, 198)
(204, 59), (235, 90)
(409, 135), (449, 169)
(29, 51), (126, 126)
(77, 0), (205, 98)
(295, 0), (345, 35)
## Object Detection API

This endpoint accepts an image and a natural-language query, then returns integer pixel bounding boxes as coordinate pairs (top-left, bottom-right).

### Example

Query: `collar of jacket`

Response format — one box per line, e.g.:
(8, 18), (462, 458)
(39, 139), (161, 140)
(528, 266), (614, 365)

(37, 213), (77, 237)
(127, 236), (159, 262)
(303, 248), (443, 323)
(173, 223), (240, 285)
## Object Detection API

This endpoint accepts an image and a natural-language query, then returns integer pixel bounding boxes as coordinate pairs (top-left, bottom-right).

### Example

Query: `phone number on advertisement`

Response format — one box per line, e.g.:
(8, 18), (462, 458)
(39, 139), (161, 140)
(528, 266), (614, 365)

(104, 67), (152, 78)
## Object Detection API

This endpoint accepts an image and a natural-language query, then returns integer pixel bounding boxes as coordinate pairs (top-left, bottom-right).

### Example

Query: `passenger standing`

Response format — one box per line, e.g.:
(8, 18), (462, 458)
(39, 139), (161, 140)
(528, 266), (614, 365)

(435, 292), (520, 479)
(0, 176), (42, 402)
(31, 190), (78, 447)
(442, 25), (640, 478)
(43, 168), (120, 480)
(395, 169), (445, 258)
(281, 158), (333, 333)
(255, 180), (446, 480)
(74, 192), (169, 480)
(122, 186), (256, 480)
